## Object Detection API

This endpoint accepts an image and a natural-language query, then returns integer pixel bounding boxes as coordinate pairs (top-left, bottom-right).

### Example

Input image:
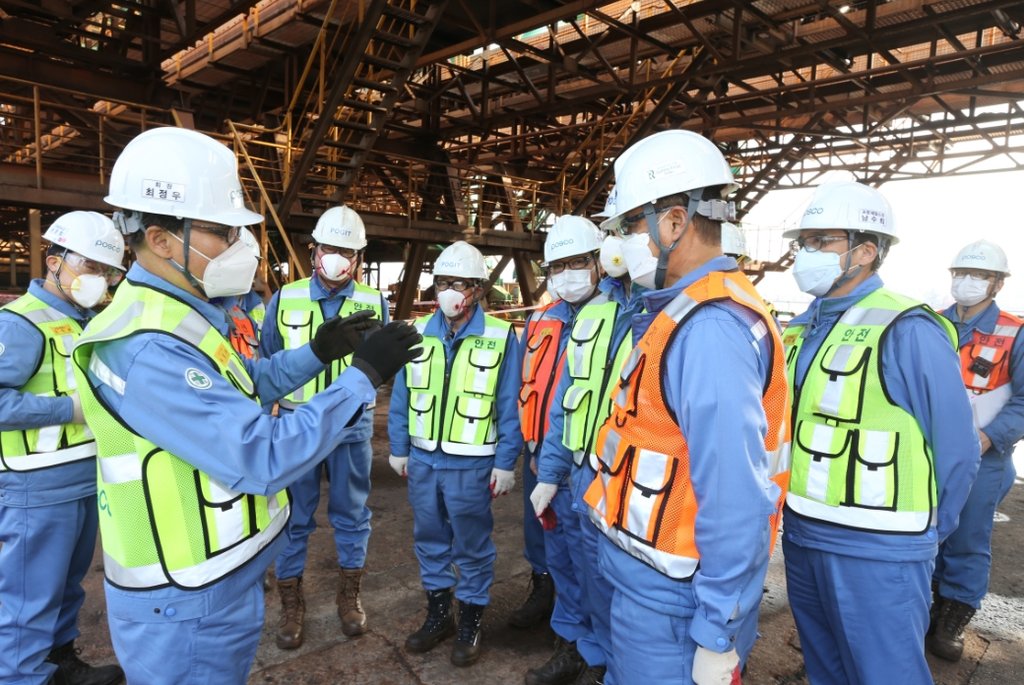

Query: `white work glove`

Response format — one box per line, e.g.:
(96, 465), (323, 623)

(70, 393), (85, 424)
(388, 454), (408, 477)
(489, 468), (515, 497)
(530, 482), (559, 517)
(692, 646), (739, 685)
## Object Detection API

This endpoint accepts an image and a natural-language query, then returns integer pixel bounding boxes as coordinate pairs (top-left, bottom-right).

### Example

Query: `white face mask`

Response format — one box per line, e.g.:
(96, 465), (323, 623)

(172, 234), (259, 299)
(69, 274), (109, 308)
(600, 235), (628, 277)
(437, 289), (470, 319)
(951, 275), (991, 307)
(792, 248), (844, 297)
(549, 268), (595, 304)
(318, 253), (352, 282)
(620, 233), (660, 289)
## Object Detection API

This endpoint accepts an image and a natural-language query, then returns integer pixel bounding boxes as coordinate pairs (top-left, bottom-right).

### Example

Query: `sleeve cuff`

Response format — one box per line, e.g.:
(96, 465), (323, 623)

(689, 612), (737, 653)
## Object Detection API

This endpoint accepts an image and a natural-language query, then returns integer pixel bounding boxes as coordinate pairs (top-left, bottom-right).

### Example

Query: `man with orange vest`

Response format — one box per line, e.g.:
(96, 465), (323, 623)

(782, 181), (978, 685)
(582, 130), (789, 685)
(930, 240), (1023, 662)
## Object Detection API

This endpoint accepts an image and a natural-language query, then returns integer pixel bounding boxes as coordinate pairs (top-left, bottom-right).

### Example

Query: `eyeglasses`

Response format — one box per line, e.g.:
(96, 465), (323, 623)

(951, 269), (998, 280)
(434, 278), (476, 292)
(546, 254), (595, 275)
(318, 244), (358, 259)
(62, 252), (122, 283)
(190, 222), (240, 245)
(790, 235), (848, 253)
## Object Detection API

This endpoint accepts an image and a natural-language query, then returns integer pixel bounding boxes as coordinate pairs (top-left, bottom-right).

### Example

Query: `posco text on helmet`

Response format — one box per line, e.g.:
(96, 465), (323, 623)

(784, 181), (897, 244)
(105, 127), (263, 227)
(544, 215), (603, 265)
(434, 241), (488, 280)
(951, 240), (1010, 276)
(311, 205), (368, 250)
(43, 211), (126, 271)
(602, 129), (737, 234)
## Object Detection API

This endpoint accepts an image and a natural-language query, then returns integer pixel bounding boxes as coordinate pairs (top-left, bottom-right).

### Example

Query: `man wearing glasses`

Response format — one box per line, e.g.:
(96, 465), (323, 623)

(388, 240), (522, 667)
(929, 240), (1022, 662)
(581, 129), (789, 685)
(260, 205), (389, 649)
(781, 181), (978, 685)
(71, 127), (420, 684)
(0, 211), (126, 685)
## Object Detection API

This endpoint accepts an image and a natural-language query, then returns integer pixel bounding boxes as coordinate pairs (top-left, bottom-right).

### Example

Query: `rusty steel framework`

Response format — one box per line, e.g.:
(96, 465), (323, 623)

(0, 0), (1023, 307)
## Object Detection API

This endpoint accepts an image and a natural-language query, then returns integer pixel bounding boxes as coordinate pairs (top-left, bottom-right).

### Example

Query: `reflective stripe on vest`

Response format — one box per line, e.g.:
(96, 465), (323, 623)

(783, 288), (955, 534)
(276, 279), (383, 408)
(406, 314), (512, 457)
(959, 310), (1022, 394)
(519, 303), (566, 451)
(561, 298), (631, 470)
(583, 272), (791, 579)
(0, 293), (95, 471)
(227, 305), (260, 360)
(73, 281), (288, 590)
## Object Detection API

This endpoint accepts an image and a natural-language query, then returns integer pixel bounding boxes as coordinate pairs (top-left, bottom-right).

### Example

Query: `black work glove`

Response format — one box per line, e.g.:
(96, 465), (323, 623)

(351, 321), (424, 387)
(309, 310), (381, 364)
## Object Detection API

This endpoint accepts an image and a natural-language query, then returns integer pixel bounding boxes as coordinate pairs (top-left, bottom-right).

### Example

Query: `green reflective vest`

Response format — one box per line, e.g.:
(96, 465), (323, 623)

(784, 288), (956, 534)
(275, 278), (384, 409)
(0, 292), (95, 471)
(561, 298), (631, 469)
(73, 281), (289, 590)
(406, 314), (511, 456)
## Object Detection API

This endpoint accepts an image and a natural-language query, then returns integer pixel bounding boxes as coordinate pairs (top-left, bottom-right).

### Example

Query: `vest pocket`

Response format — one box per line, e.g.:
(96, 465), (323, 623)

(561, 385), (592, 452)
(852, 429), (899, 509)
(406, 345), (436, 389)
(280, 310), (314, 350)
(409, 392), (437, 440)
(522, 332), (552, 383)
(194, 473), (253, 558)
(449, 395), (495, 445)
(518, 384), (539, 440)
(568, 318), (605, 380)
(794, 420), (852, 507)
(465, 348), (502, 395)
(815, 344), (871, 422)
(620, 448), (676, 547)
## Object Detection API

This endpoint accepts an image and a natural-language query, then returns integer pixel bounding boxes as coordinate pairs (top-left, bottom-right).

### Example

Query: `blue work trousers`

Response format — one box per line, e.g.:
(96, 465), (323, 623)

(275, 439), (373, 578)
(0, 496), (96, 685)
(783, 537), (933, 685)
(107, 581), (263, 684)
(935, 453), (1016, 608)
(522, 449), (548, 574)
(406, 460), (495, 605)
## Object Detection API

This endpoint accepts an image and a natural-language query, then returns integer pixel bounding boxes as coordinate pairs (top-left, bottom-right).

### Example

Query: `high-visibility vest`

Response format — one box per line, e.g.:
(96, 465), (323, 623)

(0, 293), (95, 471)
(73, 281), (289, 590)
(783, 288), (956, 534)
(227, 304), (260, 360)
(519, 303), (566, 451)
(249, 300), (266, 331)
(406, 314), (512, 457)
(584, 271), (790, 579)
(561, 298), (631, 470)
(275, 279), (383, 409)
(958, 309), (1022, 394)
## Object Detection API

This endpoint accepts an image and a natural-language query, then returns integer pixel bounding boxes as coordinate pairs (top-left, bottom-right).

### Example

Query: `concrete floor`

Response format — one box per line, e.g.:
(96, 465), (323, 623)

(70, 389), (1024, 684)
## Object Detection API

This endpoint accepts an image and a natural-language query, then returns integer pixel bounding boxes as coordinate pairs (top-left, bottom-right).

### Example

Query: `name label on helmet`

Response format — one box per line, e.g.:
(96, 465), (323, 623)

(143, 179), (185, 203)
(860, 209), (886, 225)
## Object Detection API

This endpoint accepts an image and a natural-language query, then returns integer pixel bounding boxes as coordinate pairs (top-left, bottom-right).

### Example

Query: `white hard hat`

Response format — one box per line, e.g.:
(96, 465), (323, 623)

(602, 129), (737, 234)
(784, 181), (897, 244)
(434, 241), (487, 280)
(592, 187), (617, 219)
(238, 226), (261, 259)
(544, 215), (603, 265)
(311, 205), (367, 250)
(105, 127), (263, 227)
(43, 211), (126, 271)
(721, 222), (748, 259)
(951, 240), (1009, 276)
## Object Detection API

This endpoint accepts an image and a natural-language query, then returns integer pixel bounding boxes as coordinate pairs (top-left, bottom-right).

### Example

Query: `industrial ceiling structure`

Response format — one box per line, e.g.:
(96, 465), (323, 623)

(1, 0), (1023, 313)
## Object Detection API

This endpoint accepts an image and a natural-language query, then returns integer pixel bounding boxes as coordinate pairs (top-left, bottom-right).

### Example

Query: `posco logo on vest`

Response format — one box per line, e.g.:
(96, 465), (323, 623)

(185, 368), (213, 390)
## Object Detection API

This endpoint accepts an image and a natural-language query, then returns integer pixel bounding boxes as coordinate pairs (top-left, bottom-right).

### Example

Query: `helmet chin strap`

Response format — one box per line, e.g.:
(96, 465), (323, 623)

(169, 219), (209, 296)
(824, 231), (862, 296)
(50, 248), (88, 315)
(644, 196), (701, 290)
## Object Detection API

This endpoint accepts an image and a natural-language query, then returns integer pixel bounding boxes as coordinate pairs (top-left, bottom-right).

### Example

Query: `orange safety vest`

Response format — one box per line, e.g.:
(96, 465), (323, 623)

(519, 302), (566, 451)
(584, 271), (790, 579)
(960, 310), (1022, 393)
(227, 304), (260, 360)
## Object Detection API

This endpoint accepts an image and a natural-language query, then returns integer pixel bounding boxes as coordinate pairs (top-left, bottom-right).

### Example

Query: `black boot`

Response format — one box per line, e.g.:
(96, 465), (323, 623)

(46, 641), (124, 685)
(525, 636), (586, 685)
(508, 572), (555, 628)
(405, 588), (456, 653)
(927, 582), (944, 637)
(451, 602), (485, 667)
(927, 597), (976, 662)
(573, 665), (607, 685)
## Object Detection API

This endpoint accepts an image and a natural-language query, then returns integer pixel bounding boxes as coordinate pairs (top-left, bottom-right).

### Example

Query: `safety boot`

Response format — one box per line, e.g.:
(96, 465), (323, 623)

(337, 567), (367, 637)
(508, 572), (555, 628)
(927, 583), (944, 637)
(451, 602), (485, 667)
(405, 588), (456, 653)
(927, 597), (976, 662)
(45, 641), (124, 685)
(275, 576), (306, 650)
(572, 665), (607, 685)
(525, 636), (586, 684)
